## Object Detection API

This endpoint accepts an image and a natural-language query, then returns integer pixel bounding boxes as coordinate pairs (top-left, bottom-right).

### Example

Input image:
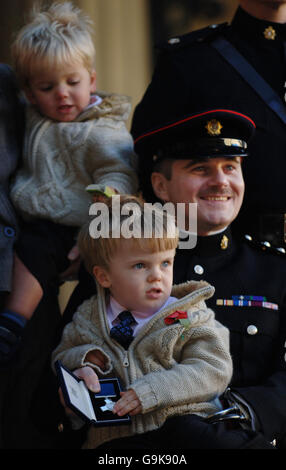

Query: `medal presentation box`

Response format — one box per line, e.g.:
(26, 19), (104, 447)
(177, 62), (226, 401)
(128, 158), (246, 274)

(55, 361), (131, 427)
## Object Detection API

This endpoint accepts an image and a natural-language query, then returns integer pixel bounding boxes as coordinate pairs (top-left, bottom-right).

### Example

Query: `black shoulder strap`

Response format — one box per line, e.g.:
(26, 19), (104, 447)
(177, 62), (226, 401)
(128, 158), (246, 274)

(211, 36), (286, 125)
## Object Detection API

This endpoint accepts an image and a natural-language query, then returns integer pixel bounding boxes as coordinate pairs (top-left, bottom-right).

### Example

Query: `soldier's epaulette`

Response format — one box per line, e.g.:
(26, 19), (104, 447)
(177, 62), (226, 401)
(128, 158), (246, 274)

(244, 234), (286, 256)
(156, 22), (228, 51)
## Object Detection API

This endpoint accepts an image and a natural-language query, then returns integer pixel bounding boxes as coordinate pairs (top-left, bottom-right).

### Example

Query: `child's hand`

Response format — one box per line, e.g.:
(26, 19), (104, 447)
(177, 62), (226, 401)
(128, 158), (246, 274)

(92, 193), (109, 203)
(86, 184), (118, 203)
(92, 186), (118, 203)
(58, 366), (101, 417)
(85, 350), (106, 370)
(74, 366), (101, 393)
(113, 389), (142, 417)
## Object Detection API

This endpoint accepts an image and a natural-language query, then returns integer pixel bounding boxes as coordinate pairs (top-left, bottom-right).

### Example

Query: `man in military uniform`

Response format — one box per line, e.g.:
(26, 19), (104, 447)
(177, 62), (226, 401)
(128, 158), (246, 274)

(131, 0), (286, 247)
(134, 108), (286, 448)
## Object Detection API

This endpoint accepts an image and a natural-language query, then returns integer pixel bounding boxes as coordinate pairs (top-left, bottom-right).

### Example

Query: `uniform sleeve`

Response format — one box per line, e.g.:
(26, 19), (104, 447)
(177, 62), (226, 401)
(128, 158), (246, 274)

(130, 309), (233, 414)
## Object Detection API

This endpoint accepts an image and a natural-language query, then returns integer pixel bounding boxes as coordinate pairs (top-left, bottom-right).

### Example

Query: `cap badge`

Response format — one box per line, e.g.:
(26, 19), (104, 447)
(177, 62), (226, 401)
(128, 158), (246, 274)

(205, 119), (223, 136)
(263, 26), (276, 40)
(220, 235), (229, 250)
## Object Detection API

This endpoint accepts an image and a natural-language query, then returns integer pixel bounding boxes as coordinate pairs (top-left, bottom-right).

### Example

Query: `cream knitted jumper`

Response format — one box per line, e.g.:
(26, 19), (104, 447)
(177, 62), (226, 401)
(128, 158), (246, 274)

(52, 279), (232, 449)
(10, 92), (138, 227)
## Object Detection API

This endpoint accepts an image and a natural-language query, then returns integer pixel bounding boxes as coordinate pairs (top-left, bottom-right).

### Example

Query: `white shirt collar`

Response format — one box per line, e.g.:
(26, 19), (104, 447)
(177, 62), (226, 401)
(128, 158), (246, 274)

(108, 295), (178, 322)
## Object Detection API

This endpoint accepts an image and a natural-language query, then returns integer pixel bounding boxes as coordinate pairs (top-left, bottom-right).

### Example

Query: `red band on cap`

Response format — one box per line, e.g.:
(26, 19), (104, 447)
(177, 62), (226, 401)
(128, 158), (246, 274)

(134, 109), (256, 144)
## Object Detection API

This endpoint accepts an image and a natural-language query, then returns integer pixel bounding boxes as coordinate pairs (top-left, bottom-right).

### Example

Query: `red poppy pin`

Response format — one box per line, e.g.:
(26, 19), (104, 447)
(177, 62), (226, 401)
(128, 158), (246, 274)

(164, 310), (190, 339)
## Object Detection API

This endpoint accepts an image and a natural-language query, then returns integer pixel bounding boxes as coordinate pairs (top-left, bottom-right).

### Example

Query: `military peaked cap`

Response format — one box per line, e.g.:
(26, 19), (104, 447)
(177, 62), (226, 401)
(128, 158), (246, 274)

(134, 109), (256, 167)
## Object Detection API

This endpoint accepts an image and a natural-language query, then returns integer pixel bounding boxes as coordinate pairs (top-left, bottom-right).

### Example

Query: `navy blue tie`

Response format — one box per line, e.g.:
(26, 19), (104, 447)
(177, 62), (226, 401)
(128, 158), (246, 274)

(110, 310), (136, 349)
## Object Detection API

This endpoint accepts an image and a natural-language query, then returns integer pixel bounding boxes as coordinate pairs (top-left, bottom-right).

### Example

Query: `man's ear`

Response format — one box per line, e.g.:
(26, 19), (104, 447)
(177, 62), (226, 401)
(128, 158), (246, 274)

(93, 266), (111, 288)
(151, 172), (170, 202)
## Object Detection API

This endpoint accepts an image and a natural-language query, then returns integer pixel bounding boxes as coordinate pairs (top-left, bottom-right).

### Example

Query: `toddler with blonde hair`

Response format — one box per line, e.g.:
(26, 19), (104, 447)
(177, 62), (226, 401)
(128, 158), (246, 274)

(52, 195), (236, 450)
(0, 2), (137, 364)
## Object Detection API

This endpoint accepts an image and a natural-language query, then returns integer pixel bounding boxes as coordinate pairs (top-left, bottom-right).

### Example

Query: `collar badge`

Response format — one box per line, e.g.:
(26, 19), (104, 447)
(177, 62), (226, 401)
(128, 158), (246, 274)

(205, 119), (223, 136)
(264, 26), (276, 40)
(220, 235), (229, 250)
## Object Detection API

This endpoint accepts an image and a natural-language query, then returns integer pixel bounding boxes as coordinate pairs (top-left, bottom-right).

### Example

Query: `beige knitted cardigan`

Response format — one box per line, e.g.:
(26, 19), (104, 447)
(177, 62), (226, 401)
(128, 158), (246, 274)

(52, 279), (232, 449)
(10, 92), (138, 226)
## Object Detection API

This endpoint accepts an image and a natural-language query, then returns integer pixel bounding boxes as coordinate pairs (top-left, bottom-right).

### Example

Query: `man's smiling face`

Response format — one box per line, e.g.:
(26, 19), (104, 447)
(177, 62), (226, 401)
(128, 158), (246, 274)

(152, 157), (245, 236)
